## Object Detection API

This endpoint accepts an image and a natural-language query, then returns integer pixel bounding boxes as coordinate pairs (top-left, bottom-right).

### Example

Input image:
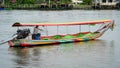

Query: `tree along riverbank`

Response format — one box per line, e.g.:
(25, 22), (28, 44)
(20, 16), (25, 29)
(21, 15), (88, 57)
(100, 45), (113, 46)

(3, 4), (93, 10)
(1, 4), (120, 10)
(1, 0), (120, 10)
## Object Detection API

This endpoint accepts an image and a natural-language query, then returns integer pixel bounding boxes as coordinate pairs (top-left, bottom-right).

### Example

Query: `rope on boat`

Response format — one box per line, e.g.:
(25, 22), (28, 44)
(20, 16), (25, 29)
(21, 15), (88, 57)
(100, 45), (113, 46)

(95, 21), (115, 34)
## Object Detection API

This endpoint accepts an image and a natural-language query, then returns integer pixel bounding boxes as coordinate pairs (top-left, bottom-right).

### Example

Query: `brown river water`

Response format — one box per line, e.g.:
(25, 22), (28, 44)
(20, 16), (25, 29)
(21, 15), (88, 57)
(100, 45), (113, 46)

(0, 10), (120, 68)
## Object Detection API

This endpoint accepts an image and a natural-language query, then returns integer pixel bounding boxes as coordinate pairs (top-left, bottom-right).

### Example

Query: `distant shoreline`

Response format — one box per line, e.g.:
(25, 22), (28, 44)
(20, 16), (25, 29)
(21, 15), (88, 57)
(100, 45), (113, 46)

(1, 4), (120, 10)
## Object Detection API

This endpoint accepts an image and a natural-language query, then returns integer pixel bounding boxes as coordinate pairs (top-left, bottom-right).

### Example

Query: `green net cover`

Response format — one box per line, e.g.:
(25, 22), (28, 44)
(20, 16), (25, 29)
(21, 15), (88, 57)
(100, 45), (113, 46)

(53, 35), (62, 39)
(83, 33), (93, 37)
(43, 38), (50, 40)
(77, 33), (85, 37)
(63, 35), (75, 39)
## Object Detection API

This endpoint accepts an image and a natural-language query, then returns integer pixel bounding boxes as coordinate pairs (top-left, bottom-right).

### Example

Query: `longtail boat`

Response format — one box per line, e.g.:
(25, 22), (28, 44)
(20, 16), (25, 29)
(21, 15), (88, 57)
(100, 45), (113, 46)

(8, 20), (114, 47)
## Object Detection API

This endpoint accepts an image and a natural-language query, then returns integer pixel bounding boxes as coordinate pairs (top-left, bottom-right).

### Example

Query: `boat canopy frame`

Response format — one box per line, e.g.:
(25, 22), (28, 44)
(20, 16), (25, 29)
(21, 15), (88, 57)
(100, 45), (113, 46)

(12, 20), (113, 27)
(12, 20), (114, 36)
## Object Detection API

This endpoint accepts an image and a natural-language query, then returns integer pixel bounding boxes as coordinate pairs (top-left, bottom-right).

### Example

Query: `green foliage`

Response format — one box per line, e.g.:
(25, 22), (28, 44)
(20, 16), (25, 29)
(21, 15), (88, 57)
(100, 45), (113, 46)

(5, 0), (36, 4)
(61, 0), (72, 4)
(19, 0), (36, 4)
(4, 0), (93, 9)
(4, 0), (93, 5)
(83, 0), (92, 5)
(4, 0), (10, 4)
(4, 0), (72, 4)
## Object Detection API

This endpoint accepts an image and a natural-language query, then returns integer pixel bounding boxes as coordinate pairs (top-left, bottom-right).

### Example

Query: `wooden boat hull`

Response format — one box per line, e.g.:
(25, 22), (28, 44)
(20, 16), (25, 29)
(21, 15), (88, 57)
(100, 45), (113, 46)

(8, 32), (102, 47)
(8, 38), (93, 47)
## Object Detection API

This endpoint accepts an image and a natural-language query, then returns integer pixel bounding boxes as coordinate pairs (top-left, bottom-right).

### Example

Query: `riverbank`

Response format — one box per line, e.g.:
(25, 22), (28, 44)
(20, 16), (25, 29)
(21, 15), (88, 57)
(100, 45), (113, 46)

(1, 4), (120, 10)
(3, 4), (93, 10)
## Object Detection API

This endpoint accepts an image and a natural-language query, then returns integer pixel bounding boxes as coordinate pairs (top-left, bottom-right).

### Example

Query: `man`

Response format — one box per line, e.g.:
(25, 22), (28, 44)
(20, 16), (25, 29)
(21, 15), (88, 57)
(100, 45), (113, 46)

(33, 26), (43, 40)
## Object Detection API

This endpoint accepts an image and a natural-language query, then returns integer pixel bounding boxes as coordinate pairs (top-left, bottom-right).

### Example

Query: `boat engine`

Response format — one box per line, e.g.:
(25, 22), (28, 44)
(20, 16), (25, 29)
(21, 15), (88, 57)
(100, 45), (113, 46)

(16, 29), (30, 39)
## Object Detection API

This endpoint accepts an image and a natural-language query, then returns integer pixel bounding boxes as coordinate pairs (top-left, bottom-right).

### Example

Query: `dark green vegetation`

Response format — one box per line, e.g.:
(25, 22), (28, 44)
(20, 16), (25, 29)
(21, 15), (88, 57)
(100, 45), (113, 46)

(1, 0), (119, 10)
(2, 0), (93, 10)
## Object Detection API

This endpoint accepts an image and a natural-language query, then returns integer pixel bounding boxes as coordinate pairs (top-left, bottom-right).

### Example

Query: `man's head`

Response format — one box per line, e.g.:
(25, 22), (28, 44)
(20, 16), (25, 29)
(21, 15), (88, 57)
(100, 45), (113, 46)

(35, 26), (38, 28)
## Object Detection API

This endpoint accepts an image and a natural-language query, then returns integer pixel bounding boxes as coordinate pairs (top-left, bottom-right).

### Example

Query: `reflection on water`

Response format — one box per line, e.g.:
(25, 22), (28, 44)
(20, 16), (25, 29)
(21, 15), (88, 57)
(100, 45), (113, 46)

(9, 48), (30, 67)
(8, 40), (116, 68)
